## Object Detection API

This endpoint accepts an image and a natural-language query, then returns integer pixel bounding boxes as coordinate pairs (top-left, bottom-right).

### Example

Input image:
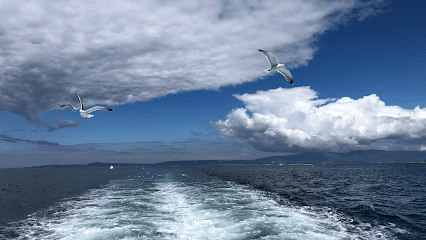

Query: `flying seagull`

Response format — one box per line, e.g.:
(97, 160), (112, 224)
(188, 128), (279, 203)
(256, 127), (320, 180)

(180, 174), (190, 179)
(258, 49), (293, 85)
(61, 93), (114, 119)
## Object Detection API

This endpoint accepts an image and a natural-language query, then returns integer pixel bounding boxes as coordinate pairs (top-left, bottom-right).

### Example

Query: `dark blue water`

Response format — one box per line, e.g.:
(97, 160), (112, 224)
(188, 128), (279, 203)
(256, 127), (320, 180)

(0, 163), (424, 239)
(201, 163), (426, 239)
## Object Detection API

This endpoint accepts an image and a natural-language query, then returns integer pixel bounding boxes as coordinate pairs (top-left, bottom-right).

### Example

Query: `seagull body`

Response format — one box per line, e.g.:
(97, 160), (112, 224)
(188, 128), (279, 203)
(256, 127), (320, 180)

(258, 49), (293, 85)
(61, 94), (114, 119)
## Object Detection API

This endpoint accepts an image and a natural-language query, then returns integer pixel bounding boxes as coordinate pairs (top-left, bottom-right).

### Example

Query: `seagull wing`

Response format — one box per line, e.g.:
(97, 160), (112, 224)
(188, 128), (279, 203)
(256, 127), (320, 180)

(75, 93), (84, 110)
(85, 106), (114, 113)
(258, 49), (278, 68)
(277, 66), (294, 85)
(61, 104), (75, 109)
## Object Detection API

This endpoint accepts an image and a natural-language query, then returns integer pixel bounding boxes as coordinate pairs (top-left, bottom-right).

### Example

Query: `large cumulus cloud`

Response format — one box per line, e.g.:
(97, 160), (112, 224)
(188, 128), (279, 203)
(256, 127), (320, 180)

(214, 87), (426, 152)
(0, 0), (385, 124)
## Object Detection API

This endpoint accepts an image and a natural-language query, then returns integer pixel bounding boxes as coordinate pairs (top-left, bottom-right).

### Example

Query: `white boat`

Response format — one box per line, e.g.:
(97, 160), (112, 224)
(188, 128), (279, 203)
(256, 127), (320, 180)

(110, 165), (114, 170)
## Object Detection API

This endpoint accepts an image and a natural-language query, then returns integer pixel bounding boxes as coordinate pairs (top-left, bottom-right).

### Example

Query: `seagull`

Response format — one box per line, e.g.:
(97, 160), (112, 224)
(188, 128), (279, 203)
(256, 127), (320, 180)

(180, 174), (190, 179)
(61, 93), (114, 119)
(258, 49), (294, 85)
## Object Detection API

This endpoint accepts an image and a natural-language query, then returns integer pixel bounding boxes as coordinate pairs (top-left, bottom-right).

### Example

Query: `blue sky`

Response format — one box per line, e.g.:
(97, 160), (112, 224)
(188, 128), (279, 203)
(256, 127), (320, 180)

(1, 0), (425, 168)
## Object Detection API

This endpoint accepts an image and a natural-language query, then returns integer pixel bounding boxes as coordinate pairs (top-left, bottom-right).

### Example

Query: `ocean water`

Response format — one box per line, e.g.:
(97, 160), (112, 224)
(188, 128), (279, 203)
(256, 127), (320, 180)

(0, 163), (425, 239)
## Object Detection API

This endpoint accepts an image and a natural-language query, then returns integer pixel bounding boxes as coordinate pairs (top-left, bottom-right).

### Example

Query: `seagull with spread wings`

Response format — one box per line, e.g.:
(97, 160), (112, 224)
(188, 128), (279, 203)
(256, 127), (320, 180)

(61, 94), (114, 119)
(258, 49), (294, 85)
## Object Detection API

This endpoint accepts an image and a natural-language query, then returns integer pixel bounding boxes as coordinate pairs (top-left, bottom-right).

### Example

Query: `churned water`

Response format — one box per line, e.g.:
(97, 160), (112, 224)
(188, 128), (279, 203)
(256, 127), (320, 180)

(1, 163), (425, 239)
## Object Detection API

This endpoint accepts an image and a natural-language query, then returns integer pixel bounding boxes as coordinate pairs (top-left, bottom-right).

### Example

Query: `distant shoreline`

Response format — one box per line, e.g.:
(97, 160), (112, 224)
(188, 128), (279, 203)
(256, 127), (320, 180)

(3, 150), (426, 169)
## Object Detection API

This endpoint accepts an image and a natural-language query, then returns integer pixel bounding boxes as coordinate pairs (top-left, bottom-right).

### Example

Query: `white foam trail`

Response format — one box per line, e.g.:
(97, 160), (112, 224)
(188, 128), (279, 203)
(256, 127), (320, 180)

(151, 181), (354, 240)
(3, 171), (394, 239)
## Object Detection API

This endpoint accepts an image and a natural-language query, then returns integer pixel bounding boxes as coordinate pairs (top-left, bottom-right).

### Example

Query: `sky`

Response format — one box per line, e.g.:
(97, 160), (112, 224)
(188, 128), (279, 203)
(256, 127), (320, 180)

(1, 0), (425, 168)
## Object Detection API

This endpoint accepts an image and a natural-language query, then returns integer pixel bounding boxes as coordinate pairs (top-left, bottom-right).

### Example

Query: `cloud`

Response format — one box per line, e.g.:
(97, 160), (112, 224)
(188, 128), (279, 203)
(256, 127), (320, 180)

(190, 130), (203, 137)
(56, 119), (79, 129)
(43, 119), (80, 131)
(0, 137), (289, 168)
(0, 133), (61, 149)
(0, 0), (385, 124)
(0, 133), (60, 146)
(214, 87), (426, 152)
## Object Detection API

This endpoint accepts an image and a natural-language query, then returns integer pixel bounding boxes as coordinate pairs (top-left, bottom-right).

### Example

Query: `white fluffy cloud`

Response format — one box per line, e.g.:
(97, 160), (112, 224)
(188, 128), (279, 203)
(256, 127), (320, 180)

(214, 87), (426, 152)
(0, 0), (385, 123)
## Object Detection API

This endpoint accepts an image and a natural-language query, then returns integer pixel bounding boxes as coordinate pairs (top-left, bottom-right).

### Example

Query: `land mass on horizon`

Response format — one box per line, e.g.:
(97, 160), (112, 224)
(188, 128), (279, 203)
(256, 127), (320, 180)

(17, 150), (426, 169)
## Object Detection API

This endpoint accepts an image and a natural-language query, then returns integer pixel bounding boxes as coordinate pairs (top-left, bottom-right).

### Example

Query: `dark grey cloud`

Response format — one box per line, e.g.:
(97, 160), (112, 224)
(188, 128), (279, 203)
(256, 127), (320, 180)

(56, 119), (79, 129)
(0, 133), (60, 146)
(0, 133), (19, 143)
(45, 119), (80, 132)
(0, 134), (107, 152)
(0, 0), (386, 124)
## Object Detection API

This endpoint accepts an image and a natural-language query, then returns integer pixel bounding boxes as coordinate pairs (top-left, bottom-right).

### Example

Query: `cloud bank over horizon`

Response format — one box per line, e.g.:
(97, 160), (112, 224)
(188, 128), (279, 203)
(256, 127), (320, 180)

(214, 87), (426, 152)
(0, 0), (385, 124)
(0, 133), (284, 168)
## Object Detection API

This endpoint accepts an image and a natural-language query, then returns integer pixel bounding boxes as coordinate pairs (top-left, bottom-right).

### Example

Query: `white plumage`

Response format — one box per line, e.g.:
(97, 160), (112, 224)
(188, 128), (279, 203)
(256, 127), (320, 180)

(258, 49), (294, 85)
(61, 94), (114, 119)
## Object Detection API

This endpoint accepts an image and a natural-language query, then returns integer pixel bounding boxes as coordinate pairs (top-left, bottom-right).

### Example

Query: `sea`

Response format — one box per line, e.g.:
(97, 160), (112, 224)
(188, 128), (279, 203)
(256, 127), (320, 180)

(0, 163), (425, 239)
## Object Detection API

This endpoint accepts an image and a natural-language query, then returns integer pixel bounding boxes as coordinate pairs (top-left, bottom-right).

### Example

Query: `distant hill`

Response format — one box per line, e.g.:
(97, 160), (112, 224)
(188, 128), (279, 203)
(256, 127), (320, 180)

(25, 162), (147, 169)
(24, 150), (426, 169)
(252, 150), (426, 165)
(156, 150), (426, 166)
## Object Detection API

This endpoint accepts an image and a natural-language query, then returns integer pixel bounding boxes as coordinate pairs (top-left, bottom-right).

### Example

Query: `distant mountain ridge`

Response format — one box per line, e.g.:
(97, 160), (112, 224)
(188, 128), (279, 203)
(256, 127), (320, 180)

(24, 162), (144, 169)
(255, 150), (426, 165)
(157, 150), (426, 166)
(23, 150), (426, 169)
